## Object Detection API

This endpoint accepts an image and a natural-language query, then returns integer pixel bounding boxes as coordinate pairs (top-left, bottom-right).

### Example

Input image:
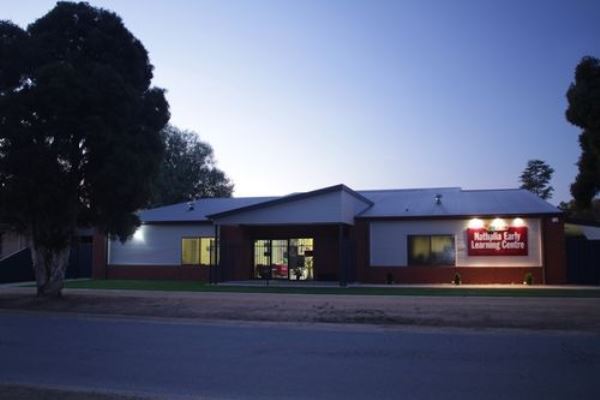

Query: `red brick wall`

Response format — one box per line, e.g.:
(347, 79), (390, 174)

(106, 265), (210, 281)
(218, 225), (251, 281)
(352, 220), (370, 283)
(91, 230), (107, 279)
(366, 266), (543, 284)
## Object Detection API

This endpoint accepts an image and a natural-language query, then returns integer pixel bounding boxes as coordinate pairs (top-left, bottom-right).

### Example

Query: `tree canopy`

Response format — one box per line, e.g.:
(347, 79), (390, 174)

(0, 2), (170, 295)
(566, 56), (600, 210)
(519, 159), (554, 200)
(149, 125), (233, 207)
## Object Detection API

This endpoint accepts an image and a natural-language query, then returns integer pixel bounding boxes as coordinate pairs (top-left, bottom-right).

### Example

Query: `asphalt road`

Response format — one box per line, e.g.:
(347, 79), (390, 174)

(0, 312), (599, 400)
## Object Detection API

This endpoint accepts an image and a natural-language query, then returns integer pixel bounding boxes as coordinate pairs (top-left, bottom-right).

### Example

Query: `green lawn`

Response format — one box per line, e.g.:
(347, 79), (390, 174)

(61, 279), (600, 298)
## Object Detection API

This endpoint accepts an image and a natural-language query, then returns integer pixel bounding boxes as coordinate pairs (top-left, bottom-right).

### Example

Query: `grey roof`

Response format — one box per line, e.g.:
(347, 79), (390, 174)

(207, 184), (373, 219)
(139, 197), (277, 223)
(138, 186), (560, 223)
(356, 187), (560, 218)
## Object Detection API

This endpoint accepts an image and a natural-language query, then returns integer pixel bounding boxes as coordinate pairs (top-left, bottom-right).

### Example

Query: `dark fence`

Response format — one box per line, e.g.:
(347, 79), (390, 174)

(66, 242), (92, 279)
(0, 249), (34, 284)
(0, 241), (92, 284)
(566, 237), (600, 285)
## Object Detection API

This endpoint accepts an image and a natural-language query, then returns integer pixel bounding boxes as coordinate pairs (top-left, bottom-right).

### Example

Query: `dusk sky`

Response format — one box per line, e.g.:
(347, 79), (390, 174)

(5, 1), (600, 204)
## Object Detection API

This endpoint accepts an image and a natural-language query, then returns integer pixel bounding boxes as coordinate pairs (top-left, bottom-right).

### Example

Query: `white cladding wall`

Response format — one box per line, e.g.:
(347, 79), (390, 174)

(109, 223), (214, 266)
(369, 218), (542, 267)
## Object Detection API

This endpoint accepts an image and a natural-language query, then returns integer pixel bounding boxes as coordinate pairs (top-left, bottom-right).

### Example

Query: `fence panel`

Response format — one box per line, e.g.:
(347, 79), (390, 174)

(566, 238), (600, 285)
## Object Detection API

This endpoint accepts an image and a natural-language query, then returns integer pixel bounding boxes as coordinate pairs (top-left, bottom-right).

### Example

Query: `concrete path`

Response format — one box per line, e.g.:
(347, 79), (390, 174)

(0, 311), (599, 399)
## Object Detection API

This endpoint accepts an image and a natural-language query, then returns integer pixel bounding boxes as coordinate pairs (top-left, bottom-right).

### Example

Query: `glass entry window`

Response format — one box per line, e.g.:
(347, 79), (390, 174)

(254, 238), (314, 280)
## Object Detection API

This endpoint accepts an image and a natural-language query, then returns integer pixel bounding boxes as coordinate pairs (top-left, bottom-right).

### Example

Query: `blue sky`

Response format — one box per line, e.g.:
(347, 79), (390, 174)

(5, 1), (600, 204)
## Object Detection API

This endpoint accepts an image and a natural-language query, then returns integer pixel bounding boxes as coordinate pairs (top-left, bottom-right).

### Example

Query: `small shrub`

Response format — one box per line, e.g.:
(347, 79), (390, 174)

(524, 272), (534, 285)
(386, 273), (394, 284)
(453, 272), (461, 285)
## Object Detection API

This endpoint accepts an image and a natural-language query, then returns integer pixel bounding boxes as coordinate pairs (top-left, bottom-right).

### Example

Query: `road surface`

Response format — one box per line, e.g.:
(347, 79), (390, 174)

(0, 311), (599, 399)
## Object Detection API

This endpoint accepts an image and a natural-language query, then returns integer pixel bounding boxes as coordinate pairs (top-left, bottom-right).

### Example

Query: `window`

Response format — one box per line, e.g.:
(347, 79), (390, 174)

(182, 237), (215, 266)
(408, 235), (455, 266)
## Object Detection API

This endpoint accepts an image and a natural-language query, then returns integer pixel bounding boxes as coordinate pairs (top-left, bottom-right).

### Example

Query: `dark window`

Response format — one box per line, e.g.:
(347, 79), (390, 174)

(408, 235), (455, 266)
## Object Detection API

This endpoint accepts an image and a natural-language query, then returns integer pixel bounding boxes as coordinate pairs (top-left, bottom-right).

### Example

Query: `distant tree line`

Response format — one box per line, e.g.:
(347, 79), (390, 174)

(149, 125), (233, 207)
(519, 159), (554, 200)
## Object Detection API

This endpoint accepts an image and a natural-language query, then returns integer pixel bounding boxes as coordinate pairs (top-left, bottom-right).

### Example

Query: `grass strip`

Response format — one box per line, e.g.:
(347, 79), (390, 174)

(62, 279), (600, 298)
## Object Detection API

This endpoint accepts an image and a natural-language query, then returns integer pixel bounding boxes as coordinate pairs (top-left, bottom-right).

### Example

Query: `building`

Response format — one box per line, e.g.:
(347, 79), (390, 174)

(92, 184), (566, 284)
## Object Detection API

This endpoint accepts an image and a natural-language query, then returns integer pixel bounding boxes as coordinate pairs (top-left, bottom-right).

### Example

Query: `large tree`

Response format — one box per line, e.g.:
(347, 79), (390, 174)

(149, 125), (233, 207)
(519, 159), (554, 200)
(566, 56), (600, 210)
(0, 2), (169, 296)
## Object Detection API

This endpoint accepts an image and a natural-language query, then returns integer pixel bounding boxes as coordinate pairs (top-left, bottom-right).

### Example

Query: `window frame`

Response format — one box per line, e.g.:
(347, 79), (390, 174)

(407, 234), (456, 266)
(181, 236), (215, 267)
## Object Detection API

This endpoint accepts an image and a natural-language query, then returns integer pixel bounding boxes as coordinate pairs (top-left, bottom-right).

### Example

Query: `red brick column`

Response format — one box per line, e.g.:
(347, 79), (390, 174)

(353, 219), (370, 283)
(543, 215), (567, 284)
(91, 230), (107, 279)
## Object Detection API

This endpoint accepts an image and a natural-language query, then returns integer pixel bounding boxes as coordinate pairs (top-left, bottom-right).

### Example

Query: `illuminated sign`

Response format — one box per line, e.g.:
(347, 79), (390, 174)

(467, 223), (528, 256)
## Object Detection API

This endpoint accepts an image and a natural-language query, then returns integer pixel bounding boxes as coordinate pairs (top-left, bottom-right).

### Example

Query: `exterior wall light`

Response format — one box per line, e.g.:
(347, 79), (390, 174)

(467, 218), (485, 229)
(490, 218), (507, 231)
(512, 218), (526, 227)
(133, 227), (144, 242)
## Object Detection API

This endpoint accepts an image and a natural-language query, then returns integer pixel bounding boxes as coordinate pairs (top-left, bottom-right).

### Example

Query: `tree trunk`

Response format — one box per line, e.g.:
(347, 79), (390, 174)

(30, 244), (71, 297)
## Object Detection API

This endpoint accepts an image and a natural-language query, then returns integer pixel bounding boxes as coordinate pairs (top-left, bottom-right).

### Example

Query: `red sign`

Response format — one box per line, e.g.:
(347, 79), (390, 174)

(467, 227), (528, 256)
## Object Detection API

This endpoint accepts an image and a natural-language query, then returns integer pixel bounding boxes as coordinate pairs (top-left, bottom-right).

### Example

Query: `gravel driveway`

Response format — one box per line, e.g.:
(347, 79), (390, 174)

(1, 287), (599, 332)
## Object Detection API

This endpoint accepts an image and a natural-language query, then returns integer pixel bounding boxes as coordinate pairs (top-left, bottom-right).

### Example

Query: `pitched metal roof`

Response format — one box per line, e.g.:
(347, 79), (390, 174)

(207, 184), (373, 219)
(356, 187), (560, 218)
(139, 197), (277, 223)
(138, 185), (560, 224)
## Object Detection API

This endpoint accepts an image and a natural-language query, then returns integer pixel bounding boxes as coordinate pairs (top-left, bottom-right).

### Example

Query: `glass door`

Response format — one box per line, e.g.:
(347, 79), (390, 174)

(253, 238), (313, 280)
(270, 240), (288, 279)
(289, 238), (314, 280)
(253, 240), (271, 279)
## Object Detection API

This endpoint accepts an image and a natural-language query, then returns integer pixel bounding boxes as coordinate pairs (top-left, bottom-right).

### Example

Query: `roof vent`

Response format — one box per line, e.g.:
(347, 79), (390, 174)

(187, 201), (195, 211)
(434, 194), (443, 205)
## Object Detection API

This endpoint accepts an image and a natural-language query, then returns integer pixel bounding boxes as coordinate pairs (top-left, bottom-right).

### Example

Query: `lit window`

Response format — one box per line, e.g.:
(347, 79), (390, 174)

(408, 235), (455, 266)
(182, 237), (215, 266)
(182, 238), (200, 265)
(199, 238), (215, 266)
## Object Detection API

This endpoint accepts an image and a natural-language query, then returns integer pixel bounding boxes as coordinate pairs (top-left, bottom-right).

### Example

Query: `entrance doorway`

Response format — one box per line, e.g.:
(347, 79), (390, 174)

(253, 238), (314, 280)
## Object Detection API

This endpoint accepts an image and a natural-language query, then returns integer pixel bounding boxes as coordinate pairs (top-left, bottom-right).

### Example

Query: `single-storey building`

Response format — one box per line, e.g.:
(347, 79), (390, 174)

(92, 184), (566, 284)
